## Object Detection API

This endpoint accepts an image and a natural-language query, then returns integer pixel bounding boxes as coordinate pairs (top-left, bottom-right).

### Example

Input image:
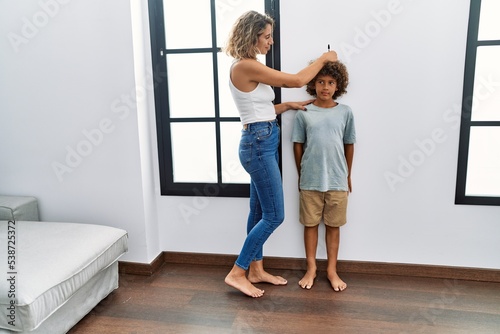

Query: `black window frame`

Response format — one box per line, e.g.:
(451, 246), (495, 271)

(148, 0), (281, 197)
(455, 0), (500, 206)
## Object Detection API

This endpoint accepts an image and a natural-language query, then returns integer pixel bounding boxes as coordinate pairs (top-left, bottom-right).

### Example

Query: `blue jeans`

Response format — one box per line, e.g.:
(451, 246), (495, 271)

(235, 119), (285, 270)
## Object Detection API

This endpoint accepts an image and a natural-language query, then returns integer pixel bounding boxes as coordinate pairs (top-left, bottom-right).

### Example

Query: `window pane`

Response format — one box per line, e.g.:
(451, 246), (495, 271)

(471, 46), (500, 121)
(164, 0), (212, 49)
(215, 0), (264, 48)
(220, 122), (250, 183)
(218, 52), (239, 117)
(465, 127), (500, 197)
(478, 0), (500, 41)
(171, 123), (217, 182)
(167, 53), (215, 118)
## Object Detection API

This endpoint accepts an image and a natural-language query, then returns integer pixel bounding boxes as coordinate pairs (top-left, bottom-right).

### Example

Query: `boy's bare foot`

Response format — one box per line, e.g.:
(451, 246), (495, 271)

(327, 272), (347, 292)
(298, 270), (316, 289)
(225, 273), (265, 298)
(248, 271), (287, 285)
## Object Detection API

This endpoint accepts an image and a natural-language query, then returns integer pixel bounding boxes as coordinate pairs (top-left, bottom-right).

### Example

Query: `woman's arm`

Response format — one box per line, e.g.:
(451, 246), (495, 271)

(232, 51), (338, 91)
(274, 99), (315, 115)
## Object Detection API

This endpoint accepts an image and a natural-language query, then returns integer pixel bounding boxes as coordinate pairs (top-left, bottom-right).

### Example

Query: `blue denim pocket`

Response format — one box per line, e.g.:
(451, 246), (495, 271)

(239, 135), (253, 168)
(255, 124), (272, 140)
(239, 143), (253, 168)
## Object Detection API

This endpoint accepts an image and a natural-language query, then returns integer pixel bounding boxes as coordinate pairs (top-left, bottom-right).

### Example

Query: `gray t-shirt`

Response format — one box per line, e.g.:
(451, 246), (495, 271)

(291, 103), (356, 192)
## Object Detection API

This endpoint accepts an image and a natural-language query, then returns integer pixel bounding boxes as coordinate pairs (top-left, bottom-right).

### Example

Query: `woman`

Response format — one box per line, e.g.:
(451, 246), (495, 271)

(224, 10), (338, 297)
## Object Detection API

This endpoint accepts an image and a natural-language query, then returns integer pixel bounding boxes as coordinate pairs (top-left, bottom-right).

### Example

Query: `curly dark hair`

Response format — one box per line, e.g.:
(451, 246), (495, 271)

(306, 61), (349, 100)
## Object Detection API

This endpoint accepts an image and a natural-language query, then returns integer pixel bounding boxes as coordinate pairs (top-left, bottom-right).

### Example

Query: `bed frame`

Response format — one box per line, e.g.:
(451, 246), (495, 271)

(0, 197), (128, 333)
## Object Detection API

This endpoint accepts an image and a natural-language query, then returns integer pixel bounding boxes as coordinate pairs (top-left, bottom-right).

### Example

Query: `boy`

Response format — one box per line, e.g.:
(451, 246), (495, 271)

(291, 61), (355, 291)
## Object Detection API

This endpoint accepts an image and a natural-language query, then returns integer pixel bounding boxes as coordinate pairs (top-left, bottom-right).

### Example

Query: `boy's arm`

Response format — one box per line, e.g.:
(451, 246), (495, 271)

(344, 144), (354, 192)
(293, 142), (304, 191)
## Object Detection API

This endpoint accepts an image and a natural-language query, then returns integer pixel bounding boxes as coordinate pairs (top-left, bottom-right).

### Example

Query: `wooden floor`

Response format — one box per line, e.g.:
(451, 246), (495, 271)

(69, 263), (500, 334)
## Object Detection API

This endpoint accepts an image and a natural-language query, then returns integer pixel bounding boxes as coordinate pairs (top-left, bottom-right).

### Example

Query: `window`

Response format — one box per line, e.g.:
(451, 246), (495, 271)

(148, 0), (280, 197)
(455, 0), (500, 205)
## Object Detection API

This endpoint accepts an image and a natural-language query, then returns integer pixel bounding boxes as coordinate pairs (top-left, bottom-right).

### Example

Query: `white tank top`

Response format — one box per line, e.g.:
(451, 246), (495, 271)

(229, 76), (276, 125)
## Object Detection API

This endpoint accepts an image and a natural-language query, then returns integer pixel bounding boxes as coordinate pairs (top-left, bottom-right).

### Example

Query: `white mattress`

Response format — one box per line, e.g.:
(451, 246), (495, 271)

(0, 221), (128, 332)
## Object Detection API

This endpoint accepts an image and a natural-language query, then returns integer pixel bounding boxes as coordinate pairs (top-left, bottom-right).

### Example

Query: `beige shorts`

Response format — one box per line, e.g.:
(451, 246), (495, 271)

(299, 190), (348, 227)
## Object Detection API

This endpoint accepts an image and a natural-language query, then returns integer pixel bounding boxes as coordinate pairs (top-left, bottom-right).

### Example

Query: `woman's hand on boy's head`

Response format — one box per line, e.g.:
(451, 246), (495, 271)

(323, 50), (338, 62)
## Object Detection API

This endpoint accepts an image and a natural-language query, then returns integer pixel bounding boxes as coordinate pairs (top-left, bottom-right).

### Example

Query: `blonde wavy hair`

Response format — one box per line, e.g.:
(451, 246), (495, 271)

(224, 11), (274, 60)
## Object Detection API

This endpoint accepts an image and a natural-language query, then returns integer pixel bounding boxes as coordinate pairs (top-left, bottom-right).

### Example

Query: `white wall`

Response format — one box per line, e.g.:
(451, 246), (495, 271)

(279, 0), (500, 268)
(1, 0), (499, 269)
(0, 0), (159, 262)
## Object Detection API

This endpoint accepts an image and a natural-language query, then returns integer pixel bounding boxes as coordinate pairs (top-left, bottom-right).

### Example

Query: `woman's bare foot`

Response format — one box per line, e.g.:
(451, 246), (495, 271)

(248, 270), (288, 285)
(298, 270), (316, 290)
(248, 260), (287, 285)
(225, 271), (264, 298)
(327, 272), (347, 292)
